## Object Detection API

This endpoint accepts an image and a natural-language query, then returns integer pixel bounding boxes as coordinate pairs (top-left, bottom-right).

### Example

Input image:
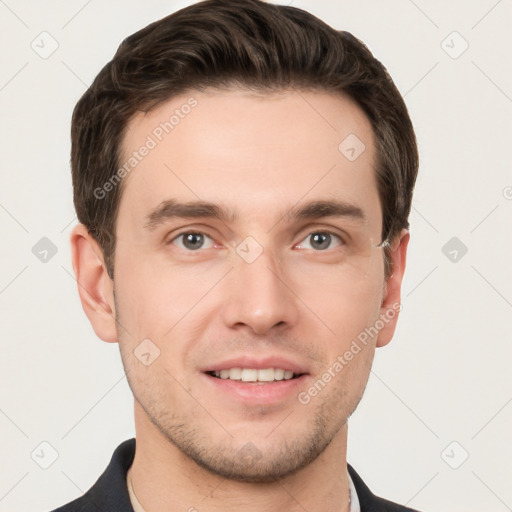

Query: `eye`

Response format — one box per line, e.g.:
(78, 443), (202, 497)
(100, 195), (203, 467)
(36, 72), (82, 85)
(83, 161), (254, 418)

(295, 231), (343, 251)
(171, 232), (214, 251)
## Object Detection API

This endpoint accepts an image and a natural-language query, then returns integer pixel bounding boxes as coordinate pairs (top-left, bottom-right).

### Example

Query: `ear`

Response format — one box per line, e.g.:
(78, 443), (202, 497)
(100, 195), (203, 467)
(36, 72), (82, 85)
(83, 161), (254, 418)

(69, 224), (118, 343)
(376, 229), (410, 348)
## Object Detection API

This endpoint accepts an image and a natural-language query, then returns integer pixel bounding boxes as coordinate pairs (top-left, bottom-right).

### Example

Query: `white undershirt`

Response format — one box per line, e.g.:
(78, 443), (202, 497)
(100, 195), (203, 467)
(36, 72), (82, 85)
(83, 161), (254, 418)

(126, 465), (145, 512)
(348, 469), (361, 512)
(127, 465), (361, 512)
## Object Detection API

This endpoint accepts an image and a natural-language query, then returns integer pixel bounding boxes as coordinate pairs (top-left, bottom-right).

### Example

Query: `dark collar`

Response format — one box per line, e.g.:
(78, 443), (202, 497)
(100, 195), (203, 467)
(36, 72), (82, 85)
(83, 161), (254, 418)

(348, 463), (420, 511)
(51, 438), (135, 512)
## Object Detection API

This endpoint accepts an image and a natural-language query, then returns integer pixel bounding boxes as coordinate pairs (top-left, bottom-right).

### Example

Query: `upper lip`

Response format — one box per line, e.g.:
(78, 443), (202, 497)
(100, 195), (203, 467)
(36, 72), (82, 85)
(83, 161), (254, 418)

(201, 355), (309, 375)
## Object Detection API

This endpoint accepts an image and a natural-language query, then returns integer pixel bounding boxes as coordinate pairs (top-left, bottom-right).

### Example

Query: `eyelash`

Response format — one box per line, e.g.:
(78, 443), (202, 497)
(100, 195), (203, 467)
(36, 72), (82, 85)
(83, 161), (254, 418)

(168, 229), (345, 252)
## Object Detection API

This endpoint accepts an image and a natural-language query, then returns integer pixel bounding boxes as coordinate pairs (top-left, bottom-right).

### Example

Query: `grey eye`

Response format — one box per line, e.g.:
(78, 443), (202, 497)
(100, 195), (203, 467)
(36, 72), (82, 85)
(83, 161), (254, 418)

(172, 232), (214, 250)
(298, 232), (342, 251)
(310, 233), (331, 250)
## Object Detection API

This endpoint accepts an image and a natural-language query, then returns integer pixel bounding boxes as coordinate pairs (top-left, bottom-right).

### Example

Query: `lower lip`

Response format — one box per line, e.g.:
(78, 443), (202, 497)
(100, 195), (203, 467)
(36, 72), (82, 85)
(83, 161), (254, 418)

(202, 373), (309, 405)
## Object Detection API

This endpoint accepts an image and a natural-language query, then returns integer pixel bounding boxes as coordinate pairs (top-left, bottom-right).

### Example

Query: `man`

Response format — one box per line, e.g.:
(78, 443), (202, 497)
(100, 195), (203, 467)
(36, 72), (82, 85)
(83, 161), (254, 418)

(54, 0), (420, 510)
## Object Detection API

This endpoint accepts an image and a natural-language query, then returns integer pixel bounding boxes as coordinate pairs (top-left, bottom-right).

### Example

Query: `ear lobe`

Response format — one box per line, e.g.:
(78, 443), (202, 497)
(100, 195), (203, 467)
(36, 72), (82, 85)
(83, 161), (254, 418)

(70, 224), (118, 343)
(376, 229), (410, 348)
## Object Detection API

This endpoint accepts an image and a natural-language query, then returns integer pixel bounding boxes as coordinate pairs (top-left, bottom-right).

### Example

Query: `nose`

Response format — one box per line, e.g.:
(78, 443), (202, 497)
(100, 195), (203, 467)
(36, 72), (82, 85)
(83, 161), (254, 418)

(221, 248), (299, 335)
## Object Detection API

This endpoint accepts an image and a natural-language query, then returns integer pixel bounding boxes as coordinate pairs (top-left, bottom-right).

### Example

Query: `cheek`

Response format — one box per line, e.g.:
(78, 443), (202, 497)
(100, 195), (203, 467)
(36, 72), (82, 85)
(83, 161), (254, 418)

(295, 269), (383, 337)
(114, 248), (207, 335)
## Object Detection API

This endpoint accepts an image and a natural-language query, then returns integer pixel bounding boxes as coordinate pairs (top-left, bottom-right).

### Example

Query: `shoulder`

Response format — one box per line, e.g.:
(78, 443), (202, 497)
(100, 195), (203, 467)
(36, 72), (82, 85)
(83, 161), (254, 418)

(348, 464), (423, 512)
(50, 497), (97, 512)
(49, 439), (136, 512)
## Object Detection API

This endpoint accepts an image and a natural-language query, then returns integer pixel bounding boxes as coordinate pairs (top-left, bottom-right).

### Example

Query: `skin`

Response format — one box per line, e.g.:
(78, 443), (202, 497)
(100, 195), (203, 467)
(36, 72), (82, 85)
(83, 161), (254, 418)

(70, 88), (409, 512)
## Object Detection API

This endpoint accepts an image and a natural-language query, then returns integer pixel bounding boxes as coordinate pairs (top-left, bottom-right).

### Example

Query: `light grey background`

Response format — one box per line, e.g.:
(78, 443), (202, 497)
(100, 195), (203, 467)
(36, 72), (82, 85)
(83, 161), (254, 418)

(1, 1), (511, 511)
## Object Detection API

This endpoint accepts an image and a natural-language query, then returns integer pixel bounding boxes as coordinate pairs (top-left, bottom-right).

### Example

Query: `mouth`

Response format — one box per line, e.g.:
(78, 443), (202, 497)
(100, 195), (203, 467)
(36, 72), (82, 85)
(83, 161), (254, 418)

(202, 366), (309, 404)
(205, 367), (307, 383)
(200, 356), (310, 403)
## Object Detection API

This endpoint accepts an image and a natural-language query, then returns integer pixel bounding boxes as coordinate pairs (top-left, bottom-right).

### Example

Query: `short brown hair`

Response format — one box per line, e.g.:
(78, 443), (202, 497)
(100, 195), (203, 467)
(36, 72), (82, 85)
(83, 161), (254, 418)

(71, 0), (418, 280)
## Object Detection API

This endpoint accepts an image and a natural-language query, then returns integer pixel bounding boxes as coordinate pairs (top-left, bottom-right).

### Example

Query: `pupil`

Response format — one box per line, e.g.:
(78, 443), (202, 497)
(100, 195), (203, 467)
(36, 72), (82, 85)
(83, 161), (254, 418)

(311, 233), (330, 250)
(184, 233), (203, 250)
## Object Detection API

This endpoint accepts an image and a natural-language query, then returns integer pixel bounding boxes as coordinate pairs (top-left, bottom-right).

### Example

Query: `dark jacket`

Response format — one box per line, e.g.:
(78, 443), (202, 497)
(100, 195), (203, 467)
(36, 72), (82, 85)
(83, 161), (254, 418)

(50, 438), (420, 512)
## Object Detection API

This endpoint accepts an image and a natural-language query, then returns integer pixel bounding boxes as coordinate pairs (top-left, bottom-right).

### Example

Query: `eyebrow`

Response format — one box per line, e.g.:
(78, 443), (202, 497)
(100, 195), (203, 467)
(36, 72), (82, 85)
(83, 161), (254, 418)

(144, 198), (366, 231)
(144, 200), (234, 231)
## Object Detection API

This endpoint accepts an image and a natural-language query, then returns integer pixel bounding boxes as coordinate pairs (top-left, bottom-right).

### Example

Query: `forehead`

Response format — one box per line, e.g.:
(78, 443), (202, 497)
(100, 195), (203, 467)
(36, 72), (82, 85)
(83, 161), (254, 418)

(117, 88), (380, 234)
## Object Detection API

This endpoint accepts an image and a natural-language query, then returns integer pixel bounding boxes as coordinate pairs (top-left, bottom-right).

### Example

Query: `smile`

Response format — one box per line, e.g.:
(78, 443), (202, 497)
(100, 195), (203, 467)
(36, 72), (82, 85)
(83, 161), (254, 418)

(207, 368), (303, 382)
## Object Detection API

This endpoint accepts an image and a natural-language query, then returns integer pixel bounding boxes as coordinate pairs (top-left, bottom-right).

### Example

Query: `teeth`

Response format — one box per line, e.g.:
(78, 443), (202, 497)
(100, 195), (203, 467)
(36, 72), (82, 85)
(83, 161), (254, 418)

(227, 367), (241, 379)
(212, 368), (297, 382)
(257, 368), (274, 382)
(274, 368), (285, 380)
(241, 369), (258, 382)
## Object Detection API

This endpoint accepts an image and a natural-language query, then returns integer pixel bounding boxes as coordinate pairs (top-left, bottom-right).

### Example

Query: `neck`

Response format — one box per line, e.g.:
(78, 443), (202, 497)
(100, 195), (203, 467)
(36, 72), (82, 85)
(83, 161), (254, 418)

(129, 402), (351, 512)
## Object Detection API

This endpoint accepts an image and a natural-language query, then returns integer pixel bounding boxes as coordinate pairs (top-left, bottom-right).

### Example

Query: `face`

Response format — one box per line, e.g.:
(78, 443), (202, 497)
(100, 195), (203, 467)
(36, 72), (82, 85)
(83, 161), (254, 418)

(108, 88), (401, 482)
